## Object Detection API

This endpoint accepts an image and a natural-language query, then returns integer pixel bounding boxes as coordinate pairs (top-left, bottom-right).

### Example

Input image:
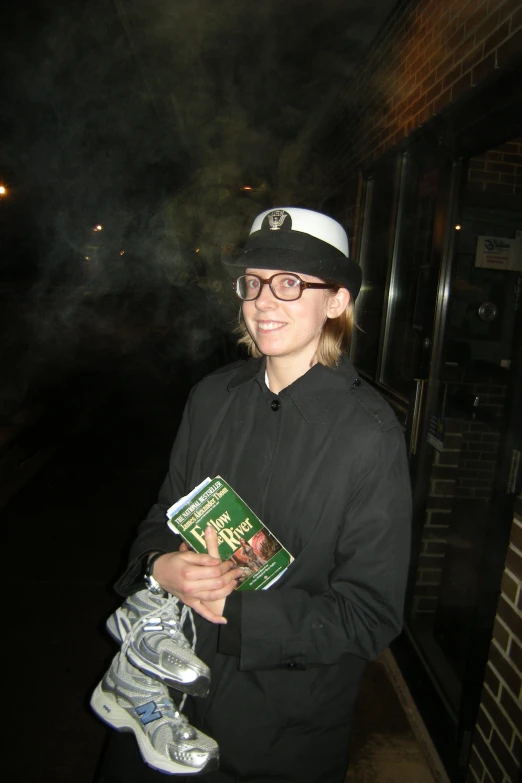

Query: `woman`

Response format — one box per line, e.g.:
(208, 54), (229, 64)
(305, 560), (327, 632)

(97, 207), (411, 782)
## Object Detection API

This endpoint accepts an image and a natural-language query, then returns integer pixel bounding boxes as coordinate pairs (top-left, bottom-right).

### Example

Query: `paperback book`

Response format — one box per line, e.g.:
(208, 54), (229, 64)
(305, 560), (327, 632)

(166, 476), (293, 591)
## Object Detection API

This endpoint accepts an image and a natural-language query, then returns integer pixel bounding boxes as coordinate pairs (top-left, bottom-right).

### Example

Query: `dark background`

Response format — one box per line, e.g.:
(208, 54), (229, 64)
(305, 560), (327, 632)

(1, 2), (402, 780)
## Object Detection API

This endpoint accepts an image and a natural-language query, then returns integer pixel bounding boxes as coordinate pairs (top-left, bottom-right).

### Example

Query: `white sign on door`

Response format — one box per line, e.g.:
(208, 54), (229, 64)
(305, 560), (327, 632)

(475, 235), (522, 271)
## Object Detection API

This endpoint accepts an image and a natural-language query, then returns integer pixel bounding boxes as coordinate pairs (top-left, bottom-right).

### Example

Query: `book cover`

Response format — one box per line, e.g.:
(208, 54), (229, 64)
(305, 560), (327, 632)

(166, 476), (293, 591)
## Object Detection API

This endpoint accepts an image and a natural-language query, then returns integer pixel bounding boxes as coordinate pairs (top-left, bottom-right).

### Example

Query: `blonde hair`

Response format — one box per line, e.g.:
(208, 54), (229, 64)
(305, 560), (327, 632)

(235, 296), (355, 369)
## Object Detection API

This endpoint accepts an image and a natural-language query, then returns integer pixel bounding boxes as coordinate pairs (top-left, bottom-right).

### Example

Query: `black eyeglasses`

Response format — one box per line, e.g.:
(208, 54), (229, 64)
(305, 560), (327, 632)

(234, 272), (337, 302)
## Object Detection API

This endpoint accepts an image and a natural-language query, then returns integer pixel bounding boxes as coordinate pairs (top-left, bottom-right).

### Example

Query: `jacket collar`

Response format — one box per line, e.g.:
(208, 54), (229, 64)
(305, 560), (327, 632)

(227, 356), (359, 423)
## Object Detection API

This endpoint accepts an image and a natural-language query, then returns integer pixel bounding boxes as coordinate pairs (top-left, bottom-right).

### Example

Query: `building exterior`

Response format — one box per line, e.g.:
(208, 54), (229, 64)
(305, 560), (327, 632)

(303, 1), (522, 781)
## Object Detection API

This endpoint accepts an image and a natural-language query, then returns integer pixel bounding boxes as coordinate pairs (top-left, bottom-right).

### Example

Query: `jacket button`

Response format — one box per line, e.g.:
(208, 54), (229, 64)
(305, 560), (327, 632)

(352, 378), (361, 388)
(271, 400), (280, 411)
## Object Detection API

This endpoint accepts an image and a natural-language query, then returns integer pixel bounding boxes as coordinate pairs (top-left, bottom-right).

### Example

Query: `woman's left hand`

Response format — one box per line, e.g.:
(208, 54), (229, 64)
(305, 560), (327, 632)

(179, 526), (228, 623)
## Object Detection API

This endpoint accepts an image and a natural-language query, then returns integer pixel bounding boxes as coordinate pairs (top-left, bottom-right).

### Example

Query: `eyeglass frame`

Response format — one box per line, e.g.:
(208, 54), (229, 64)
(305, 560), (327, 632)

(233, 272), (338, 302)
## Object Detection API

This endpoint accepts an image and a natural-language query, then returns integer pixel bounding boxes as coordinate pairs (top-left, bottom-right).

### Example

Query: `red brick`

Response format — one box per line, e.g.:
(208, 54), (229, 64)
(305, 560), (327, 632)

(419, 103), (434, 125)
(458, 0), (481, 24)
(425, 81), (443, 105)
(485, 665), (502, 697)
(464, 2), (489, 34)
(436, 54), (456, 80)
(498, 0), (522, 25)
(506, 545), (522, 580)
(481, 686), (515, 748)
(490, 730), (520, 782)
(513, 734), (522, 766)
(473, 729), (505, 782)
(511, 5), (522, 32)
(471, 50), (498, 84)
(501, 570), (519, 603)
(487, 161), (518, 173)
(497, 593), (522, 633)
(499, 685), (522, 726)
(510, 638), (522, 673)
(496, 141), (520, 152)
(468, 746), (485, 780)
(453, 32), (479, 64)
(492, 617), (511, 650)
(452, 70), (473, 99)
(433, 86), (452, 113)
(463, 41), (486, 71)
(469, 169), (500, 181)
(484, 20), (512, 53)
(419, 68), (438, 91)
(474, 10), (502, 45)
(511, 521), (522, 551)
(443, 62), (463, 89)
(477, 704), (494, 740)
(447, 23), (466, 54)
(501, 154), (522, 166)
(497, 26), (522, 67)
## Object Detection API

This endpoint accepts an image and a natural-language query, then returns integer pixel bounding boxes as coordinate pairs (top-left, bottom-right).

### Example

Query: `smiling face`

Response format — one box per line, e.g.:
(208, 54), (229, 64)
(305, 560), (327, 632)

(241, 268), (347, 373)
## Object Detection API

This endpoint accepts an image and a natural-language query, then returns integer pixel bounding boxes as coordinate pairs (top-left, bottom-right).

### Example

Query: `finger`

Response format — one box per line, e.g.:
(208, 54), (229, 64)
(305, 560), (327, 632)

(183, 598), (227, 625)
(205, 525), (220, 560)
(179, 572), (241, 596)
(179, 542), (190, 552)
(179, 561), (240, 585)
(176, 550), (222, 566)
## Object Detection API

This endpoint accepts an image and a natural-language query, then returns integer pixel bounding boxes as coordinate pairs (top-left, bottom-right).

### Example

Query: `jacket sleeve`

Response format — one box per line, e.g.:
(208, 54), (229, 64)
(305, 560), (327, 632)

(219, 423), (411, 668)
(114, 397), (193, 596)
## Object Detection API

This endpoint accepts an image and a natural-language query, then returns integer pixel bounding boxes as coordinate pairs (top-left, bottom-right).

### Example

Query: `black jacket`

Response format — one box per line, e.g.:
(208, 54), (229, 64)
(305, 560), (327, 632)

(116, 357), (411, 783)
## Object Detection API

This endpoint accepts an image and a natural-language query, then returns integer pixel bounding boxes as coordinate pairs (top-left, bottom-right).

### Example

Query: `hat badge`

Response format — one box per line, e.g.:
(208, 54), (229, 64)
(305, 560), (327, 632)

(267, 209), (289, 231)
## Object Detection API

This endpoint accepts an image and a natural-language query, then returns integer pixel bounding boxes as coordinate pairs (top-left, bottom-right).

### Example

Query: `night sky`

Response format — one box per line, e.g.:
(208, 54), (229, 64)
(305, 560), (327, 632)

(0, 0), (397, 414)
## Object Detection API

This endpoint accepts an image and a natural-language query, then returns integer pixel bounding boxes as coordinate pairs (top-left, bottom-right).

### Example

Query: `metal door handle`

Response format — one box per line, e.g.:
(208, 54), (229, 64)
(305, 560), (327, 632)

(409, 379), (426, 457)
(507, 449), (521, 494)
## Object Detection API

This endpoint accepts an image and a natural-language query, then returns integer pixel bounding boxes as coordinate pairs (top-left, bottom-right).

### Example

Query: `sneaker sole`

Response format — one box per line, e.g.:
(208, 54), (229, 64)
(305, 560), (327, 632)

(126, 649), (210, 698)
(90, 683), (218, 776)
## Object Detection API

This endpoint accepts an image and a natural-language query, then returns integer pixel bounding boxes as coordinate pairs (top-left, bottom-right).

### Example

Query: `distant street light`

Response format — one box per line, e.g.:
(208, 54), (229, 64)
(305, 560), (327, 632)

(93, 224), (103, 232)
(0, 185), (7, 197)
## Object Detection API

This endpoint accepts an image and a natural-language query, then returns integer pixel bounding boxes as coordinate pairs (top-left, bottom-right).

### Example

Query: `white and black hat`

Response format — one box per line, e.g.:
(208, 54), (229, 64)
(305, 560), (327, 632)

(223, 207), (362, 300)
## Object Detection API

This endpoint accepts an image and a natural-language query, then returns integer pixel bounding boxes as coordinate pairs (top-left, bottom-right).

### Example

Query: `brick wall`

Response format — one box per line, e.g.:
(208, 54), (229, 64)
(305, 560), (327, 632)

(467, 501), (522, 783)
(315, 0), (522, 242)
(468, 139), (522, 196)
(413, 379), (506, 615)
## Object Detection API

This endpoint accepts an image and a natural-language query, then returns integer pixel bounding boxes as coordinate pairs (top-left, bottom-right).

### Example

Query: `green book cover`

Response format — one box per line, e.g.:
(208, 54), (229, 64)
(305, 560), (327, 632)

(166, 476), (293, 591)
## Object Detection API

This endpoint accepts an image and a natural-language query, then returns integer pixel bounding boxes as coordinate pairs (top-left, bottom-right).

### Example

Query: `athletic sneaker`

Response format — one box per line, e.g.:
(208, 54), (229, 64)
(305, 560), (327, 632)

(108, 590), (210, 697)
(91, 652), (219, 776)
(106, 589), (169, 643)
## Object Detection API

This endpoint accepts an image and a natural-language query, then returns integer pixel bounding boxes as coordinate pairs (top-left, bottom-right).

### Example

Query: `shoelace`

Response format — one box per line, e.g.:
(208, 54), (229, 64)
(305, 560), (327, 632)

(157, 697), (196, 740)
(122, 594), (197, 712)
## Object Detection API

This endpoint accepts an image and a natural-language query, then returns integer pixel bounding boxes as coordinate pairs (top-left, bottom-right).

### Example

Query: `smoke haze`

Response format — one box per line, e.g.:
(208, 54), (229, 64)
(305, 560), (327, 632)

(0, 0), (396, 412)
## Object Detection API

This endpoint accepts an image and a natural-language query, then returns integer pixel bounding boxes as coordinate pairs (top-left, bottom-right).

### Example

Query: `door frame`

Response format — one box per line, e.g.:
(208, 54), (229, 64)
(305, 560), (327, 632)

(389, 65), (522, 781)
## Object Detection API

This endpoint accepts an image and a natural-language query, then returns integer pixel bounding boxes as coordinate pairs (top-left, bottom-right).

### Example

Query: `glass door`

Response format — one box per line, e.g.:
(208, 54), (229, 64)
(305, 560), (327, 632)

(400, 136), (522, 778)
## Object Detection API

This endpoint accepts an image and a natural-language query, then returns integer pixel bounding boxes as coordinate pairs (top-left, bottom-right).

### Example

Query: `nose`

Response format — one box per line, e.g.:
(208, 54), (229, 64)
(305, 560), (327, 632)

(255, 281), (278, 309)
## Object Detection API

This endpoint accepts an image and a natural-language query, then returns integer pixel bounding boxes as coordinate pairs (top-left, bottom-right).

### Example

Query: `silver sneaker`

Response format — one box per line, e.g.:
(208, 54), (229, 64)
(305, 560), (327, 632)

(108, 590), (211, 697)
(106, 589), (168, 643)
(91, 652), (219, 776)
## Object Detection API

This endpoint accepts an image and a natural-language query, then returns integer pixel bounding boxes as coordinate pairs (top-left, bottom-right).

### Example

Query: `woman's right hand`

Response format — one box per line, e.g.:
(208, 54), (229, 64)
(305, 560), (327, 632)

(153, 548), (240, 624)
